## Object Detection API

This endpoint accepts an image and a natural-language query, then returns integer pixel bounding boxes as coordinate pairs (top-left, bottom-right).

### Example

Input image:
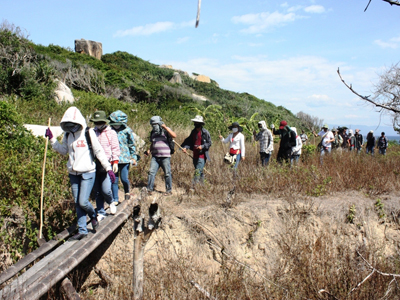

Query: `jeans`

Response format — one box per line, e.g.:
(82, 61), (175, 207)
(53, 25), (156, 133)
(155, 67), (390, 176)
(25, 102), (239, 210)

(234, 153), (241, 169)
(366, 146), (374, 155)
(291, 154), (300, 164)
(320, 146), (331, 156)
(147, 156), (172, 193)
(379, 148), (387, 155)
(69, 172), (96, 235)
(93, 171), (114, 217)
(112, 163), (130, 203)
(193, 158), (205, 184)
(260, 152), (271, 166)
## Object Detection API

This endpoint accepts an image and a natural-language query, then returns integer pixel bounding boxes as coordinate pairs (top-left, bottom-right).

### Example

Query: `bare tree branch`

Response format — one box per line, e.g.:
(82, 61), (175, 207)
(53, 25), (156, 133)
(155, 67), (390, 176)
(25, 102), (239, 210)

(337, 68), (400, 113)
(383, 0), (400, 6)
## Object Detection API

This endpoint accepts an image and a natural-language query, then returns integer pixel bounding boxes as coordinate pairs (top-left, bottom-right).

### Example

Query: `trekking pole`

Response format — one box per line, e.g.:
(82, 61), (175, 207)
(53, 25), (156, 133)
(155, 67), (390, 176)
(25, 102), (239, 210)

(38, 118), (51, 246)
(173, 140), (211, 175)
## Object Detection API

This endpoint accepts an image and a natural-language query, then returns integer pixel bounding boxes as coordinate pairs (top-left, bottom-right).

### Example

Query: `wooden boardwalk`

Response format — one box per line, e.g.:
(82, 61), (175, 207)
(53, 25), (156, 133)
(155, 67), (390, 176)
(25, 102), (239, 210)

(0, 198), (133, 300)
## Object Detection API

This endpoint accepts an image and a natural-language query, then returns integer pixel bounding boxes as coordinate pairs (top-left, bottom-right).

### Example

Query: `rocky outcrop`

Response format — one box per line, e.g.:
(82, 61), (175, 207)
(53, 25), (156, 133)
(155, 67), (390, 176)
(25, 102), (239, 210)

(74, 39), (103, 59)
(195, 74), (211, 83)
(169, 72), (182, 84)
(54, 79), (74, 103)
(192, 93), (208, 101)
(159, 65), (173, 69)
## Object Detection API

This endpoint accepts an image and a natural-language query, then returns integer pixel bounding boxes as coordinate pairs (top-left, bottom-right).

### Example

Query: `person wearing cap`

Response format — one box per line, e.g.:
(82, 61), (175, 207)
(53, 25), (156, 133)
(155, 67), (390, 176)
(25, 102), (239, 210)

(366, 130), (375, 155)
(312, 124), (334, 155)
(331, 128), (343, 151)
(90, 111), (120, 221)
(219, 122), (245, 169)
(181, 115), (212, 184)
(253, 121), (273, 166)
(45, 107), (115, 240)
(144, 116), (177, 195)
(377, 132), (388, 155)
(271, 120), (296, 164)
(354, 129), (364, 153)
(109, 110), (138, 204)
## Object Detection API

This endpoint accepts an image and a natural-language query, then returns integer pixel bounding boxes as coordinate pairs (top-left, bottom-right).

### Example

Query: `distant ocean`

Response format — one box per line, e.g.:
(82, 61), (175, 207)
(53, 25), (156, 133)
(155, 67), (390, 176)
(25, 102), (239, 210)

(386, 135), (400, 143)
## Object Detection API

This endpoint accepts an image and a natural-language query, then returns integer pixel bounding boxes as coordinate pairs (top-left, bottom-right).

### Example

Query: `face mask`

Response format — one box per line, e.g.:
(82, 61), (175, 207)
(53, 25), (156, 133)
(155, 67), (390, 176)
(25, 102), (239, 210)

(63, 122), (81, 133)
(95, 124), (107, 131)
(232, 128), (238, 133)
(112, 125), (121, 130)
(152, 124), (161, 135)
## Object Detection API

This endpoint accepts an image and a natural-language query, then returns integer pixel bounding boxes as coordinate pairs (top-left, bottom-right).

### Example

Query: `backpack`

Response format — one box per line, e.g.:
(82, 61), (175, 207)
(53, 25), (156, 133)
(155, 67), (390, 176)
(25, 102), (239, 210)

(150, 127), (175, 154)
(378, 136), (388, 149)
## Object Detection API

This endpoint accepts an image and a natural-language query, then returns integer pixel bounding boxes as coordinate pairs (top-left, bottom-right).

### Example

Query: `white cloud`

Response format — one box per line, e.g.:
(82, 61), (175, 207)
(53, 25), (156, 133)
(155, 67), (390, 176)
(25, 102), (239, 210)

(304, 5), (325, 13)
(374, 37), (400, 49)
(287, 5), (303, 13)
(114, 20), (193, 37)
(232, 11), (303, 33)
(169, 55), (380, 126)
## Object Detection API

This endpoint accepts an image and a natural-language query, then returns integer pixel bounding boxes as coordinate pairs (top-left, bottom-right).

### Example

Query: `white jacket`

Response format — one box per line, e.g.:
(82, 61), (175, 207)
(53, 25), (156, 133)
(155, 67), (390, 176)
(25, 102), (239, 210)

(221, 132), (245, 157)
(291, 127), (302, 155)
(50, 107), (112, 175)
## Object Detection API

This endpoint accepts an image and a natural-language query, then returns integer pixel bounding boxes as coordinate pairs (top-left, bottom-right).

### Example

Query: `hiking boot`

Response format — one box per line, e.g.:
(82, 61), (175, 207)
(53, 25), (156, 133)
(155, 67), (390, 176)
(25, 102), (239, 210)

(91, 218), (99, 230)
(109, 202), (117, 215)
(125, 193), (131, 200)
(163, 191), (172, 196)
(70, 233), (87, 241)
(97, 214), (106, 222)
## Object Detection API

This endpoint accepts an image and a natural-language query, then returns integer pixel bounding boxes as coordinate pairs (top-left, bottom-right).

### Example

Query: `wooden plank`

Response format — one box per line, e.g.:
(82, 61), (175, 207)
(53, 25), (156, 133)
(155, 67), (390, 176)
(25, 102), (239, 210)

(0, 199), (132, 300)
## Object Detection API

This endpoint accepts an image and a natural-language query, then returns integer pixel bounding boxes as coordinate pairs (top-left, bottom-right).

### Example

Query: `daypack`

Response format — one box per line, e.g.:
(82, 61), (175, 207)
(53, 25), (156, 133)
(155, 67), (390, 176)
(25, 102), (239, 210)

(150, 127), (175, 154)
(378, 136), (388, 149)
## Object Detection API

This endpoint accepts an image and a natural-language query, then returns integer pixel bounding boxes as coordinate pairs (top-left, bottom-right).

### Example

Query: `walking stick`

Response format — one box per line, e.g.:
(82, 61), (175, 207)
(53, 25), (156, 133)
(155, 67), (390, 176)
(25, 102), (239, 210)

(38, 118), (51, 245)
(173, 140), (211, 175)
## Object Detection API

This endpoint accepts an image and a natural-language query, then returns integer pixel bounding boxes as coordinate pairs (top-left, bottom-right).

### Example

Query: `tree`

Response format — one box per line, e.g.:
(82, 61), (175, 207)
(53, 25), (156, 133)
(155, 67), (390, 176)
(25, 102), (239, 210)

(337, 67), (400, 132)
(365, 0), (400, 12)
(296, 111), (324, 132)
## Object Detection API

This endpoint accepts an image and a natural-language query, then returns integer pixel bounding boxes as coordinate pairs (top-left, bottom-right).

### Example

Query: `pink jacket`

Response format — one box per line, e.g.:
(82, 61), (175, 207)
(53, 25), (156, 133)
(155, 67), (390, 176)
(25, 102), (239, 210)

(94, 126), (120, 163)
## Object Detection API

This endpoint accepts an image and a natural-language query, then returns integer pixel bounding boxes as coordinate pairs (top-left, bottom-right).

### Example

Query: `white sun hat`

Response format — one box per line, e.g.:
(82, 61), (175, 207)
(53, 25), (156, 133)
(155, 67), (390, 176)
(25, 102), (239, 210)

(191, 115), (204, 124)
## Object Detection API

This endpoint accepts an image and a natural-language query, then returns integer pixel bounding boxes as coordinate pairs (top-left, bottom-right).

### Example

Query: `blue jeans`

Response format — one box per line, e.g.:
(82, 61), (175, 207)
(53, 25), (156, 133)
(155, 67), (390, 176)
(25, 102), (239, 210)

(260, 152), (271, 166)
(366, 146), (374, 155)
(193, 158), (205, 184)
(112, 163), (130, 203)
(379, 148), (386, 155)
(69, 172), (96, 235)
(234, 153), (241, 169)
(93, 171), (114, 217)
(291, 154), (300, 164)
(147, 156), (172, 193)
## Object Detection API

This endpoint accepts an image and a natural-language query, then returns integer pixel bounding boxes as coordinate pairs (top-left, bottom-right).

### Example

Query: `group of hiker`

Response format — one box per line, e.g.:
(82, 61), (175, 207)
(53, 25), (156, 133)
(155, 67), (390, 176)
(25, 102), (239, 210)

(44, 107), (391, 240)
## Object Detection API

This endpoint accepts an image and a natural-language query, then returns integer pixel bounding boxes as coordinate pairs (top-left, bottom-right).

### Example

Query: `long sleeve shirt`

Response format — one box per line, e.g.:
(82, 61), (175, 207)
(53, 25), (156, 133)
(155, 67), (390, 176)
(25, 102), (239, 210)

(221, 132), (245, 157)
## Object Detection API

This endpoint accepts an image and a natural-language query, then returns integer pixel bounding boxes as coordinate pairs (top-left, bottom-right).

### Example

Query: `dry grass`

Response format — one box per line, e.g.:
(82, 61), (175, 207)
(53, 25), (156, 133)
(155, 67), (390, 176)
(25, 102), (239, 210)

(21, 126), (400, 299)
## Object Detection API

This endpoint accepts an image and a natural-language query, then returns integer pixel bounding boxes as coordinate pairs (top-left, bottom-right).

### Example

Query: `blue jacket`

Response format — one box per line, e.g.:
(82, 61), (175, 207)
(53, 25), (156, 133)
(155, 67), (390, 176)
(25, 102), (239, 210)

(109, 110), (137, 163)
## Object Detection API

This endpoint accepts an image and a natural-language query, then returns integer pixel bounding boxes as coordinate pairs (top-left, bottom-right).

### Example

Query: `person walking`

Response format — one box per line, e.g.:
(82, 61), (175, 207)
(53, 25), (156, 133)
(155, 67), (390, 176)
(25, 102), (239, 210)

(354, 129), (363, 153)
(45, 107), (115, 240)
(300, 129), (308, 145)
(90, 111), (120, 222)
(366, 130), (375, 155)
(219, 122), (245, 169)
(338, 126), (350, 150)
(181, 115), (212, 184)
(145, 116), (176, 195)
(313, 124), (334, 156)
(271, 120), (296, 164)
(253, 120), (273, 166)
(348, 129), (356, 151)
(109, 110), (138, 204)
(331, 128), (343, 152)
(290, 127), (302, 164)
(377, 132), (388, 155)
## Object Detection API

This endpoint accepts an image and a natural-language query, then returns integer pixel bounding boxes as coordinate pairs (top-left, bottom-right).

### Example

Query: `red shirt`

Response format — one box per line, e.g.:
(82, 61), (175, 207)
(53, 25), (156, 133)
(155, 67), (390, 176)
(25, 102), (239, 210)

(193, 130), (205, 159)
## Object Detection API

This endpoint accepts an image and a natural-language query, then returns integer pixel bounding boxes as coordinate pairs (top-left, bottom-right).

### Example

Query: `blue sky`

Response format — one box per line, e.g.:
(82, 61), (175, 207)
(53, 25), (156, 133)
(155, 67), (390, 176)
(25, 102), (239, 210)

(2, 0), (400, 134)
